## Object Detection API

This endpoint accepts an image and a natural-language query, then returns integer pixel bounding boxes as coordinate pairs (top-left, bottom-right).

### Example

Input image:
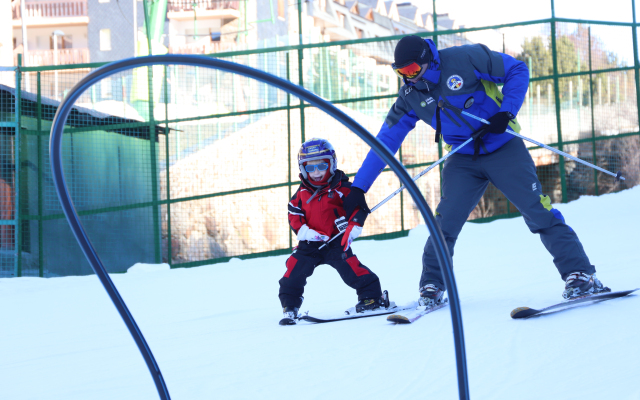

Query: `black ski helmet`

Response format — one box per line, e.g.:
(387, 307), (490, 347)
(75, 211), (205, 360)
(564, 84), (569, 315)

(393, 35), (433, 69)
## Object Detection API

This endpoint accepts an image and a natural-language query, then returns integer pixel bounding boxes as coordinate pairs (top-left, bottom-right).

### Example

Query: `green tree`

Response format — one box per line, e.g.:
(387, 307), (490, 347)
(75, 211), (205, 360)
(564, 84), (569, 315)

(554, 35), (578, 100)
(517, 36), (551, 79)
(517, 26), (627, 106)
(568, 24), (625, 105)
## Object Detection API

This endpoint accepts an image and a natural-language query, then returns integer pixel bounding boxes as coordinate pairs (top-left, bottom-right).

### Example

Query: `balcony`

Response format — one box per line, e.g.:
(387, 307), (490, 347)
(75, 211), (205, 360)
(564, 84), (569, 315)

(15, 48), (90, 67)
(12, 0), (89, 27)
(167, 0), (239, 20)
(168, 0), (239, 12)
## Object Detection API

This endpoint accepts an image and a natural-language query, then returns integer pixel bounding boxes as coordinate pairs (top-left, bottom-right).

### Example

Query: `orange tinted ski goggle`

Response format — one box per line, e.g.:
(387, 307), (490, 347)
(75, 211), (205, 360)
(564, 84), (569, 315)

(392, 61), (423, 79)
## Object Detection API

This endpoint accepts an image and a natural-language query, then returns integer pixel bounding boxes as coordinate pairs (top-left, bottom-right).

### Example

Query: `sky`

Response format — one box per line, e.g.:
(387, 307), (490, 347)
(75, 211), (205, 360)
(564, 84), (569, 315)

(426, 0), (638, 65)
(1, 184), (639, 399)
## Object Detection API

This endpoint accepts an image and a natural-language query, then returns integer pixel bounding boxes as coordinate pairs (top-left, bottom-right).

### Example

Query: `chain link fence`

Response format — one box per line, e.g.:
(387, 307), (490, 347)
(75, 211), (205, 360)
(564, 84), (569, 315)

(2, 11), (640, 276)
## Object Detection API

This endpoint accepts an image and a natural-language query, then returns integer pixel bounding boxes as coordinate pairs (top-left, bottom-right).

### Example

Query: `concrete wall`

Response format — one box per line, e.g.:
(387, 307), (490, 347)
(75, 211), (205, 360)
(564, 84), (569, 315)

(256, 0), (289, 43)
(0, 1), (12, 67)
(87, 0), (144, 62)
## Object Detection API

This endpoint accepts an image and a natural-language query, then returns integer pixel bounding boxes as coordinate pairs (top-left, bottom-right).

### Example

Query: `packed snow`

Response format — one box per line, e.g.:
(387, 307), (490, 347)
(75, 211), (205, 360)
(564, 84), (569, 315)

(2, 187), (639, 400)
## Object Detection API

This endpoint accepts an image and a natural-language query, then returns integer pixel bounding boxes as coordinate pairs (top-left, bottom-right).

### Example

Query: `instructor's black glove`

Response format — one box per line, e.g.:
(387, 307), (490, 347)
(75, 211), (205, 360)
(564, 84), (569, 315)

(343, 187), (370, 221)
(470, 112), (514, 161)
(483, 111), (513, 135)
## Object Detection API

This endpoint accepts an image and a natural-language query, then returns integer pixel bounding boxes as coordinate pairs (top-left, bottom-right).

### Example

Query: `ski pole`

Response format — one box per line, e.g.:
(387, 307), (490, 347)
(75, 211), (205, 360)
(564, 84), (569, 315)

(320, 136), (475, 249)
(370, 136), (473, 213)
(458, 108), (625, 182)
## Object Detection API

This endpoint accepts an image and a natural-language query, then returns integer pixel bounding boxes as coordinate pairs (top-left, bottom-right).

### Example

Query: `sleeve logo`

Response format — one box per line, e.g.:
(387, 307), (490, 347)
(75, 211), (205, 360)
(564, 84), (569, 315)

(447, 75), (464, 90)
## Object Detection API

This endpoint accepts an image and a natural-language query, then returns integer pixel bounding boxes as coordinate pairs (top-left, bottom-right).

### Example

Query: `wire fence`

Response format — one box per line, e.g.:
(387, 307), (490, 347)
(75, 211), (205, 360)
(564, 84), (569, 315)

(1, 15), (639, 277)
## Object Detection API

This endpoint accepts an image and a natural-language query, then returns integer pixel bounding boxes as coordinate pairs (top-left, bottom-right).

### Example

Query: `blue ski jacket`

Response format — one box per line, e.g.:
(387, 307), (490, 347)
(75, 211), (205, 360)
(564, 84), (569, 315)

(352, 39), (529, 192)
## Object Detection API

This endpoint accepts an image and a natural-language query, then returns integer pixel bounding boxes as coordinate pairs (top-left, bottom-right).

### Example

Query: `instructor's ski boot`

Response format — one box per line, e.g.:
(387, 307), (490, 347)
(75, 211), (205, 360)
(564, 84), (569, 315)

(418, 284), (445, 308)
(355, 290), (390, 313)
(562, 272), (610, 300)
(279, 306), (299, 326)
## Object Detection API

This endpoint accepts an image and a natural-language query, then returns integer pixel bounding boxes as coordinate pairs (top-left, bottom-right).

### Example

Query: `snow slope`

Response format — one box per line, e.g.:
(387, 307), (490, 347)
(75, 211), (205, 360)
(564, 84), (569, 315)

(2, 187), (639, 400)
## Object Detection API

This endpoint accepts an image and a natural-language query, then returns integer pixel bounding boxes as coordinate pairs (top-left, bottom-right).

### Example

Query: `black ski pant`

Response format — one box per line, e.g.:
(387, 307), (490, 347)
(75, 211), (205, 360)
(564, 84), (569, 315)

(421, 138), (595, 290)
(279, 240), (382, 309)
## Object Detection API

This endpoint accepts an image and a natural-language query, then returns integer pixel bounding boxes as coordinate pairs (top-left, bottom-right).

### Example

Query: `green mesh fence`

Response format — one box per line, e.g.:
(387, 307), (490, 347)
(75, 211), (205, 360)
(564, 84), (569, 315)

(2, 4), (640, 277)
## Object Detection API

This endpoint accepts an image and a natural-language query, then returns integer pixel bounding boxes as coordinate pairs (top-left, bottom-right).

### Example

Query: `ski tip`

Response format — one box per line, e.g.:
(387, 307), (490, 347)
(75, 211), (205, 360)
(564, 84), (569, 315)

(387, 314), (411, 324)
(279, 318), (297, 326)
(510, 306), (539, 319)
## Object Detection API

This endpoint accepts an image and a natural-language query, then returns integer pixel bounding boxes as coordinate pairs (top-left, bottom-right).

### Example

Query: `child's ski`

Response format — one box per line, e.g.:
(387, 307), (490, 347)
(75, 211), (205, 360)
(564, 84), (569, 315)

(387, 299), (449, 324)
(510, 288), (638, 319)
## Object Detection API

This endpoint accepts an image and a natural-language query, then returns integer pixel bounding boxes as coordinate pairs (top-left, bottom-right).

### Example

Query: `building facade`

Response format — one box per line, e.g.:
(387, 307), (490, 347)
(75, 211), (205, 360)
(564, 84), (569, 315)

(5, 0), (463, 68)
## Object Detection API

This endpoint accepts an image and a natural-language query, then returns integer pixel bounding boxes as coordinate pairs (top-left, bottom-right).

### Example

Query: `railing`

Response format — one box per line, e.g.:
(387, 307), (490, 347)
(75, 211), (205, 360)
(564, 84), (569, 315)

(168, 41), (234, 55)
(12, 0), (88, 19)
(167, 0), (239, 12)
(16, 48), (90, 66)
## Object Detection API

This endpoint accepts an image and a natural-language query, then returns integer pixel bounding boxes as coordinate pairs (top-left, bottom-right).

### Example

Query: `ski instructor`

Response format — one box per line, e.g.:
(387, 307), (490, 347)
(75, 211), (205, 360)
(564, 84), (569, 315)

(342, 35), (609, 306)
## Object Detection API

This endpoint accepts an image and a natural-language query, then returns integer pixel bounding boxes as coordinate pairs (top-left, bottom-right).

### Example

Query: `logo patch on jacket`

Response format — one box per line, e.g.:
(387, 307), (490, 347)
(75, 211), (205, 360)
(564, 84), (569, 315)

(447, 75), (464, 90)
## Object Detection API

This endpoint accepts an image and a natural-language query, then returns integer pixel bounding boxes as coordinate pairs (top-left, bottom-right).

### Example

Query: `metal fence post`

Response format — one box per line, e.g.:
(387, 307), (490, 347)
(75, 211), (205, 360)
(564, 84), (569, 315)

(550, 0), (568, 203)
(164, 65), (172, 266)
(15, 55), (22, 277)
(287, 53), (293, 251)
(587, 27), (599, 195)
(37, 71), (44, 276)
(632, 0), (640, 139)
(298, 0), (305, 143)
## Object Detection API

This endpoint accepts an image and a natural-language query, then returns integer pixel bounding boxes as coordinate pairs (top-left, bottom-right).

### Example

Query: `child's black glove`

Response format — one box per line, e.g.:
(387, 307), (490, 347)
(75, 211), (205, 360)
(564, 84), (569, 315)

(343, 187), (370, 220)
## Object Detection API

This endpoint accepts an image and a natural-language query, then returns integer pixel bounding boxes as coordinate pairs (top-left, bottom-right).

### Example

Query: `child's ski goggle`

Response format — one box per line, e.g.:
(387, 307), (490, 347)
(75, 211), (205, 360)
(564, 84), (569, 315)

(392, 61), (423, 79)
(304, 163), (329, 173)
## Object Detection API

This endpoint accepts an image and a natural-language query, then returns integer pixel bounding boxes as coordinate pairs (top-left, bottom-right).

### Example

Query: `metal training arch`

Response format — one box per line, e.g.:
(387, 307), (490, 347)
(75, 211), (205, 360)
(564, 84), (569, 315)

(49, 54), (470, 400)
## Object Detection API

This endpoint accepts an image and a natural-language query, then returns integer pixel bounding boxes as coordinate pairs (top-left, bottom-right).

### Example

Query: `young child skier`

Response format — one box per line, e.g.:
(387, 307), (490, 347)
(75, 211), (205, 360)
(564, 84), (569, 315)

(279, 138), (387, 325)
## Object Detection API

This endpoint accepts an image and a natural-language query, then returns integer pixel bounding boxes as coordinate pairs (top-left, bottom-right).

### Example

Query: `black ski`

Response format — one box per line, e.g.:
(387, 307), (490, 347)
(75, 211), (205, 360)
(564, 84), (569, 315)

(510, 288), (638, 319)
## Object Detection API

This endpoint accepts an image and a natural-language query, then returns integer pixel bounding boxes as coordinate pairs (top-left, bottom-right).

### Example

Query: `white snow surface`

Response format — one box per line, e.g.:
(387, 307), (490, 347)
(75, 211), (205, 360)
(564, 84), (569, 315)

(2, 187), (640, 400)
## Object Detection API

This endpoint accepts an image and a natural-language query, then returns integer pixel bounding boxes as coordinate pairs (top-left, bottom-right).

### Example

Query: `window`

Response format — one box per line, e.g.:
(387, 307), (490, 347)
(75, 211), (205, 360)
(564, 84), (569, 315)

(319, 0), (327, 12)
(50, 35), (72, 50)
(99, 29), (111, 51)
(336, 12), (345, 28)
(355, 28), (364, 39)
(278, 0), (285, 19)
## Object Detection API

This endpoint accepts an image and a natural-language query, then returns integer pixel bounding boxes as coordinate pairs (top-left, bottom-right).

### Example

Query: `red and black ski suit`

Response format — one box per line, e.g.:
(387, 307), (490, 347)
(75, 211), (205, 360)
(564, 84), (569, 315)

(279, 169), (382, 309)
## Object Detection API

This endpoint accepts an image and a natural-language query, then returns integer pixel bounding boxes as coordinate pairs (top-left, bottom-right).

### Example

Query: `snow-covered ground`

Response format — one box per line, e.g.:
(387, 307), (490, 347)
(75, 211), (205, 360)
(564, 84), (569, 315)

(2, 187), (639, 400)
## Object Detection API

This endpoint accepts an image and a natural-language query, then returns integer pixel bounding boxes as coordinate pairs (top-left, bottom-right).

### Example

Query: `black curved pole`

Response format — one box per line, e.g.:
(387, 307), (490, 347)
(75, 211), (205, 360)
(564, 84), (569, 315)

(49, 54), (469, 400)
